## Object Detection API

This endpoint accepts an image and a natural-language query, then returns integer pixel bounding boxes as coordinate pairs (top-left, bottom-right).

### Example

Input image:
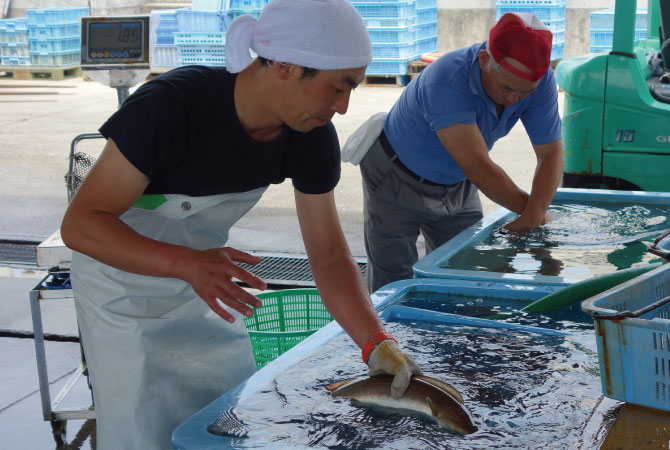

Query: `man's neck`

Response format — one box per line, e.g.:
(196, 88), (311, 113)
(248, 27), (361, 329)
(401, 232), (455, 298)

(234, 63), (285, 142)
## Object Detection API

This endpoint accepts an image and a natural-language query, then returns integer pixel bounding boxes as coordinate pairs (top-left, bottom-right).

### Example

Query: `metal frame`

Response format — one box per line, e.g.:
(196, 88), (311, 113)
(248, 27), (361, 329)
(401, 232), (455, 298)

(30, 273), (95, 445)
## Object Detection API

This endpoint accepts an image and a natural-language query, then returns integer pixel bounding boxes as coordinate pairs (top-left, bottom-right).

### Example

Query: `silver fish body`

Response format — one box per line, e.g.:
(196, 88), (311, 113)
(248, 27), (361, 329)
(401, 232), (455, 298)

(329, 375), (478, 435)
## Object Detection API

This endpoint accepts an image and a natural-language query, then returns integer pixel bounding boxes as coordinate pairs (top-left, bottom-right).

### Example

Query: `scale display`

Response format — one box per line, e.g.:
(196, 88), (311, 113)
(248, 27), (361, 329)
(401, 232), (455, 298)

(81, 16), (150, 68)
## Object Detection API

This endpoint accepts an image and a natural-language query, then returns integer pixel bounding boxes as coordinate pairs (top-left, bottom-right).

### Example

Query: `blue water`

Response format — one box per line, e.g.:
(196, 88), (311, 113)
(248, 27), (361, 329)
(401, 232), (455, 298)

(209, 318), (601, 449)
(441, 202), (668, 278)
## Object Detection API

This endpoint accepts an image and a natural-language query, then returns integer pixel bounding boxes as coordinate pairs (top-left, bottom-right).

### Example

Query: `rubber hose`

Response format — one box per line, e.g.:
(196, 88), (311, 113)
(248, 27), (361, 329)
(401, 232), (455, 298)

(519, 262), (662, 314)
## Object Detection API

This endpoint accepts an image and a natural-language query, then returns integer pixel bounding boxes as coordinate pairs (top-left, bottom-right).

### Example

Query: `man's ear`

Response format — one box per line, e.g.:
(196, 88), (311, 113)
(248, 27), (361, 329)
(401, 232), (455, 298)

(273, 62), (296, 80)
(478, 50), (488, 71)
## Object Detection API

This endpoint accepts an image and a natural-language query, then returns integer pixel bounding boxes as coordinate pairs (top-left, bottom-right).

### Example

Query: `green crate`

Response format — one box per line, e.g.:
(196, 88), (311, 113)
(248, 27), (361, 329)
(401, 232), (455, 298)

(244, 289), (333, 369)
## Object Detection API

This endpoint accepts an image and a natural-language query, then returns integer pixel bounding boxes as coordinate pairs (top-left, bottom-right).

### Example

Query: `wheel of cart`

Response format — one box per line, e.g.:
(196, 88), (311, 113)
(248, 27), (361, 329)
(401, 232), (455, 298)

(31, 131), (106, 446)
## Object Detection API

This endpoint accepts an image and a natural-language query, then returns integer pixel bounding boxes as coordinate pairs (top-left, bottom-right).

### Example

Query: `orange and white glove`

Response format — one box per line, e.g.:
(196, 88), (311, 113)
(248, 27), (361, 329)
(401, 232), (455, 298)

(363, 331), (423, 398)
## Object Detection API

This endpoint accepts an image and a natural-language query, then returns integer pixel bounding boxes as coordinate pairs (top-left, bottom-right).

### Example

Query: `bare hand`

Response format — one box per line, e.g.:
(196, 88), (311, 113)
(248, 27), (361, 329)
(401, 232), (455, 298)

(181, 247), (267, 323)
(504, 211), (554, 233)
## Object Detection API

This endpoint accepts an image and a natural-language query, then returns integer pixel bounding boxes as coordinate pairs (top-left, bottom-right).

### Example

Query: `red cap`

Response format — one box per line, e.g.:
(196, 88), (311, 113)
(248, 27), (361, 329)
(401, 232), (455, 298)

(489, 12), (553, 81)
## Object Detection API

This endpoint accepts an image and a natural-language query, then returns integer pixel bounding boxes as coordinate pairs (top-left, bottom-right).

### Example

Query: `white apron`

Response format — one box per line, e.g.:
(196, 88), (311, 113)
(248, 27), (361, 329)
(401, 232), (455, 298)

(70, 188), (266, 450)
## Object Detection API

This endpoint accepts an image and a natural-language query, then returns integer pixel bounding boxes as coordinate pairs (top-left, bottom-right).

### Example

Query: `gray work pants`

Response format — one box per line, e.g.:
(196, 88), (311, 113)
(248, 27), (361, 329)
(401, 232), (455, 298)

(360, 135), (483, 293)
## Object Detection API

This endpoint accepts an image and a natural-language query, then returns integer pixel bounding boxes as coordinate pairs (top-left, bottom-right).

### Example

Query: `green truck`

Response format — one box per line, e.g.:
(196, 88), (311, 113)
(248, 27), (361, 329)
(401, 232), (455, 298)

(556, 0), (670, 191)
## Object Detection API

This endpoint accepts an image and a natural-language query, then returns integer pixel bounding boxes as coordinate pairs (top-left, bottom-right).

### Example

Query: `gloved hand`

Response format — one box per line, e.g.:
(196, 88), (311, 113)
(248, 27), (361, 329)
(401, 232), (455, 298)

(365, 335), (422, 398)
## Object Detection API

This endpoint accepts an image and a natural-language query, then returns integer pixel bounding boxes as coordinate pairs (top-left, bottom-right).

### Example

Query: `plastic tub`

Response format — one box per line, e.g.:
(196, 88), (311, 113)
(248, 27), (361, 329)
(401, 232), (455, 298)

(413, 188), (670, 287)
(244, 289), (334, 369)
(172, 278), (586, 449)
(582, 264), (670, 410)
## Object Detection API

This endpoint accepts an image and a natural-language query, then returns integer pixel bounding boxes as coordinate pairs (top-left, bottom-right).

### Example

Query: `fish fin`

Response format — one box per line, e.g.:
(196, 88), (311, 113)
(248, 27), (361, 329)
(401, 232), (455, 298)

(207, 408), (249, 438)
(327, 377), (358, 392)
(416, 375), (465, 404)
(426, 396), (440, 420)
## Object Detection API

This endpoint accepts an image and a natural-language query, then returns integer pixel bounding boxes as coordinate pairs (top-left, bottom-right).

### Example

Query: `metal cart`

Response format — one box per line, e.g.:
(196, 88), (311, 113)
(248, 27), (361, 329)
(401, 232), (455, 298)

(30, 132), (106, 445)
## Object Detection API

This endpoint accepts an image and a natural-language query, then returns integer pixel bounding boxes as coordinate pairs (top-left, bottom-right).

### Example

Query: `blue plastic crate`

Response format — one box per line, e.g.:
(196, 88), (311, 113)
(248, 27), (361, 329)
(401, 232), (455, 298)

(496, 0), (565, 5)
(0, 42), (30, 57)
(589, 44), (611, 53)
(179, 54), (225, 66)
(551, 41), (564, 60)
(25, 7), (90, 26)
(415, 36), (437, 55)
(415, 21), (437, 39)
(174, 31), (225, 45)
(228, 0), (270, 9)
(352, 2), (416, 19)
(366, 57), (413, 75)
(229, 9), (262, 20)
(151, 43), (178, 67)
(372, 41), (415, 59)
(416, 0), (436, 8)
(363, 15), (415, 28)
(29, 36), (80, 54)
(176, 8), (230, 33)
(552, 29), (564, 45)
(582, 264), (670, 411)
(368, 25), (415, 44)
(496, 4), (565, 22)
(0, 30), (29, 44)
(30, 49), (80, 66)
(28, 23), (80, 39)
(192, 0), (226, 11)
(590, 29), (647, 47)
(1, 55), (30, 65)
(544, 18), (565, 33)
(590, 8), (647, 30)
(0, 17), (28, 33)
(156, 29), (177, 45)
(416, 6), (437, 25)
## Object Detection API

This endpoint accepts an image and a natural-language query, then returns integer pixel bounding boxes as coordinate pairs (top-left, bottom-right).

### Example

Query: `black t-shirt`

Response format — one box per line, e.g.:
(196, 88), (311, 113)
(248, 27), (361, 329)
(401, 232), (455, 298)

(99, 65), (341, 196)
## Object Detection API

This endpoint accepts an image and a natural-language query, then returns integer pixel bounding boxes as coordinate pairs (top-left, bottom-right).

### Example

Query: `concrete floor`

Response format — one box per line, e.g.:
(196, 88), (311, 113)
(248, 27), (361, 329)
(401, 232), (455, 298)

(0, 71), (666, 449)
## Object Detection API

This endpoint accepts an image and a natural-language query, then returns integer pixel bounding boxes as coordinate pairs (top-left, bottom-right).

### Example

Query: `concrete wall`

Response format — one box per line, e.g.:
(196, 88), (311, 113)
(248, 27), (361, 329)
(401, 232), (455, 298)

(438, 0), (650, 59)
(7, 0), (149, 18)
(6, 0), (652, 60)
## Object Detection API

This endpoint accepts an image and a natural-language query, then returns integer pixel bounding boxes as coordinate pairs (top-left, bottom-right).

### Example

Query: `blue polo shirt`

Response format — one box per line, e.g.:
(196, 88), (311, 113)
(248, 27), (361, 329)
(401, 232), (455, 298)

(384, 42), (562, 185)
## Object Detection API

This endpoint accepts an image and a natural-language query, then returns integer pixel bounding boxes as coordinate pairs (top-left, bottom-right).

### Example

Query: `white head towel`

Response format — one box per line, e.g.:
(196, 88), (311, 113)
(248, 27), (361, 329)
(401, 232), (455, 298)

(225, 0), (372, 73)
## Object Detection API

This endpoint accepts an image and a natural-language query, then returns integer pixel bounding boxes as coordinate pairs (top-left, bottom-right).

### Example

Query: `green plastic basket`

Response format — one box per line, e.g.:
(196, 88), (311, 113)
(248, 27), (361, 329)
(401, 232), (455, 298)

(243, 289), (333, 369)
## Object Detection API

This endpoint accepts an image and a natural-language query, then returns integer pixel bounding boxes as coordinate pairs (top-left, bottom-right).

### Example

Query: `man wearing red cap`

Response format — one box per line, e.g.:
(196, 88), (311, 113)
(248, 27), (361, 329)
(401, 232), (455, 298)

(359, 12), (564, 292)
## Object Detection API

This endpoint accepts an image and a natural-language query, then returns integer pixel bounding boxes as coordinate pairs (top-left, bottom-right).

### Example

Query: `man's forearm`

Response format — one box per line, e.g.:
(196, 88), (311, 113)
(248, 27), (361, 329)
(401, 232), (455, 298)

(522, 141), (564, 221)
(310, 252), (384, 349)
(468, 161), (529, 215)
(61, 210), (191, 279)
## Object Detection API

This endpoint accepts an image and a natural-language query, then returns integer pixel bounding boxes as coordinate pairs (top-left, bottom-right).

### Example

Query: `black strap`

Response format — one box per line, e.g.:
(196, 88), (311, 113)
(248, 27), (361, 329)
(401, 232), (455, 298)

(378, 131), (456, 187)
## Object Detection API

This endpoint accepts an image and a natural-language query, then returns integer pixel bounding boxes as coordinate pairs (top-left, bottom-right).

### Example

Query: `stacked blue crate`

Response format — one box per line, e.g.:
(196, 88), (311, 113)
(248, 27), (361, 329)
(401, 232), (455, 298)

(414, 0), (437, 59)
(495, 0), (565, 60)
(26, 7), (89, 66)
(589, 8), (647, 53)
(175, 5), (230, 67)
(0, 18), (30, 66)
(229, 0), (274, 21)
(352, 0), (417, 76)
(150, 9), (179, 69)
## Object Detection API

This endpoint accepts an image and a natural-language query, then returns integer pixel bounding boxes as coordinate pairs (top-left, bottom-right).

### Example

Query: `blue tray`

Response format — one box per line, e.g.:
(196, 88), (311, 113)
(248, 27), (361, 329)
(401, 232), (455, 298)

(413, 188), (670, 287)
(172, 278), (578, 449)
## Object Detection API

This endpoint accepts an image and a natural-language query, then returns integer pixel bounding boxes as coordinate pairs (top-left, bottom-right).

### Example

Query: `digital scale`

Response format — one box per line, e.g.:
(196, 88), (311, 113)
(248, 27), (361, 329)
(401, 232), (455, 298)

(80, 15), (151, 107)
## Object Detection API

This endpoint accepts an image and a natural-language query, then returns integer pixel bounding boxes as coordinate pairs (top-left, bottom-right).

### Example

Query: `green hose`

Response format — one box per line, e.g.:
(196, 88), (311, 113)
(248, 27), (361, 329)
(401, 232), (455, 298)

(486, 262), (662, 319)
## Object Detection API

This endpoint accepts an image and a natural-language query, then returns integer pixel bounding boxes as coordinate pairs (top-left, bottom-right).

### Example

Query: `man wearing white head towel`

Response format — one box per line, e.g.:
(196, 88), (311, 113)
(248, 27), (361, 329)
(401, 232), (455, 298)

(60, 0), (422, 447)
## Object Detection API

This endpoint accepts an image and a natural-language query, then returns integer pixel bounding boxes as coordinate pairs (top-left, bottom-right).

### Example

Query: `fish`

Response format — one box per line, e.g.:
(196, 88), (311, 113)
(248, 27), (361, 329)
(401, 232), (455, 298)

(327, 375), (478, 435)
